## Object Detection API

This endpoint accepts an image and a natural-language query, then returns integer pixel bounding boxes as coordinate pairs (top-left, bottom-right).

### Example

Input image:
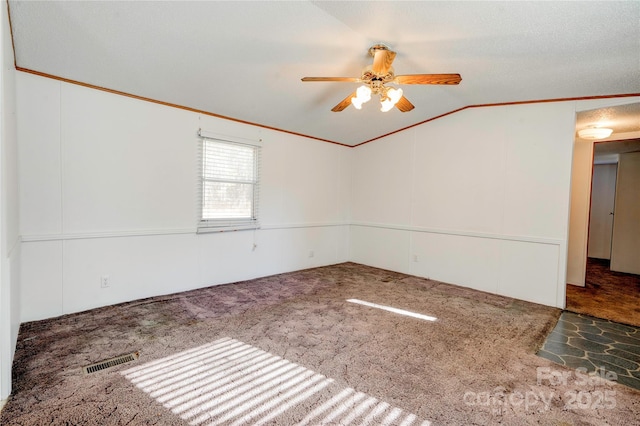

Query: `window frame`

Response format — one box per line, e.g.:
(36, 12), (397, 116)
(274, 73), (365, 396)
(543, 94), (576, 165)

(197, 134), (261, 233)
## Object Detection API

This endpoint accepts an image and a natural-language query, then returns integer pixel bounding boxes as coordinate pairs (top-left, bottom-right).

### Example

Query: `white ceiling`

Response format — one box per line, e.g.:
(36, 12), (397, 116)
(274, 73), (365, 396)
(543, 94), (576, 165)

(8, 1), (640, 146)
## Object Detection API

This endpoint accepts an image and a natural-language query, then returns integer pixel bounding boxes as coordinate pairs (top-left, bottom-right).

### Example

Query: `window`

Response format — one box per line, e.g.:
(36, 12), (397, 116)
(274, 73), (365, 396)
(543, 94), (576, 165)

(199, 137), (260, 232)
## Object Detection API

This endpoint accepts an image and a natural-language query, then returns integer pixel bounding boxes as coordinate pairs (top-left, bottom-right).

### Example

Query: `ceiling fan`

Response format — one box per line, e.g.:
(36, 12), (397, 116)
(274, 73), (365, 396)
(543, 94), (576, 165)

(302, 44), (461, 113)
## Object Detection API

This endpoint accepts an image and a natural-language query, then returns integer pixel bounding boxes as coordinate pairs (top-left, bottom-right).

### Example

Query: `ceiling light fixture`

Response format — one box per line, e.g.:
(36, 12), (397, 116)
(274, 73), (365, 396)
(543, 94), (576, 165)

(578, 127), (613, 140)
(351, 84), (403, 112)
(351, 85), (372, 110)
(380, 87), (403, 112)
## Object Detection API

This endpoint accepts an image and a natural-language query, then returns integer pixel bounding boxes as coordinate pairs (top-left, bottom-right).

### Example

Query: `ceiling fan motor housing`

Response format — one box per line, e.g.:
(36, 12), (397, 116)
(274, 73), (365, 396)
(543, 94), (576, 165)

(368, 43), (392, 57)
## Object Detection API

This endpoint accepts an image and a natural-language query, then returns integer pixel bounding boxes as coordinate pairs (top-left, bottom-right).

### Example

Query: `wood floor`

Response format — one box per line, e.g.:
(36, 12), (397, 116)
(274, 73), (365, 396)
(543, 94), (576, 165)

(566, 258), (640, 327)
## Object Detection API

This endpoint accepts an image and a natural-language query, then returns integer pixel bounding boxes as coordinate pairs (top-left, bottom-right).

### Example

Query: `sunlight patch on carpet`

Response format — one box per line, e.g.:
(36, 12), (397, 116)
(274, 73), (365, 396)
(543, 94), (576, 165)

(347, 299), (437, 322)
(122, 337), (431, 425)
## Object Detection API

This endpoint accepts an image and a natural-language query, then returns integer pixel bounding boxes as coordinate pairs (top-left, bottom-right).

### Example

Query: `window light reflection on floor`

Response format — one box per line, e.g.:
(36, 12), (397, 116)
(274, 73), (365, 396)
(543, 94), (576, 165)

(346, 299), (437, 322)
(122, 337), (431, 425)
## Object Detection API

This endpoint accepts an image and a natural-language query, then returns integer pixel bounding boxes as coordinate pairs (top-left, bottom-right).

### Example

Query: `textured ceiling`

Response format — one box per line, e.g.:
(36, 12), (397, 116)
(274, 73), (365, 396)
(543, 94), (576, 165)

(8, 1), (640, 145)
(576, 103), (640, 135)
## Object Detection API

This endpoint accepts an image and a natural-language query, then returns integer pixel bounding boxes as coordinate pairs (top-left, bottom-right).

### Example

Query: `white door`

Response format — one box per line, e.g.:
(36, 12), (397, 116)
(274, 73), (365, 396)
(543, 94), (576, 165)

(587, 163), (617, 259)
(611, 152), (640, 274)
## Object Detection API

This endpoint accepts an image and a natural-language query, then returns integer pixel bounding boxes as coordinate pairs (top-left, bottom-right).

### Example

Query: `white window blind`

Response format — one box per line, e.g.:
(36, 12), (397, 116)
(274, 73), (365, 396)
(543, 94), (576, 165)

(198, 137), (260, 232)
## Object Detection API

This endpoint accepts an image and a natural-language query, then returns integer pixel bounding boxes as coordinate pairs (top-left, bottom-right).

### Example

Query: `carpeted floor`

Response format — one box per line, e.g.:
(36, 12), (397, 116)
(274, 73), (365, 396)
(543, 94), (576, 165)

(2, 262), (639, 425)
(566, 258), (640, 327)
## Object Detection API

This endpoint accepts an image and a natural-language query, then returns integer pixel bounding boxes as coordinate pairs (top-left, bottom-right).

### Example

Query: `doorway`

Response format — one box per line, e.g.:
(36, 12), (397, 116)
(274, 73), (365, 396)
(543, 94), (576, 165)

(566, 139), (640, 326)
(587, 162), (616, 260)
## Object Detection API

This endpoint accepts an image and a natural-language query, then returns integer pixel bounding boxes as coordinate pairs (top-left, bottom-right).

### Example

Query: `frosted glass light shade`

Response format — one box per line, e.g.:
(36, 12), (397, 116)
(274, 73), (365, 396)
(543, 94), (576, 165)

(578, 127), (613, 140)
(351, 85), (372, 109)
(380, 99), (395, 112)
(356, 85), (372, 100)
(380, 87), (403, 112)
(352, 97), (365, 109)
(387, 87), (403, 103)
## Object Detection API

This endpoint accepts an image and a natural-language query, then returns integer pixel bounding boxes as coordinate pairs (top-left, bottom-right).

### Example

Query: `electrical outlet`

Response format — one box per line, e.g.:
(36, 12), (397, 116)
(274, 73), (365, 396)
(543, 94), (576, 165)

(309, 250), (314, 258)
(413, 254), (419, 262)
(101, 275), (110, 288)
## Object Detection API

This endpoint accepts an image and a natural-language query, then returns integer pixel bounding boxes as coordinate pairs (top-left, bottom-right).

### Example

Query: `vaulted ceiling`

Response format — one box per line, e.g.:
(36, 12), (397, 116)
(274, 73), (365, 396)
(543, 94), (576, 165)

(8, 1), (640, 146)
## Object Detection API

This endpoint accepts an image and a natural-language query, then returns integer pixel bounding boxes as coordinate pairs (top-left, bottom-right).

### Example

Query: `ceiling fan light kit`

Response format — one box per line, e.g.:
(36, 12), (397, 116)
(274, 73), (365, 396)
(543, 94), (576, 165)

(351, 85), (372, 110)
(302, 44), (461, 113)
(380, 87), (403, 112)
(578, 127), (613, 140)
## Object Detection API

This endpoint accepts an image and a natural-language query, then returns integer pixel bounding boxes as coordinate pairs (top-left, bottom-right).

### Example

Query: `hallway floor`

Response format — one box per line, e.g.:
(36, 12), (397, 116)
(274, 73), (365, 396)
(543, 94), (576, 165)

(566, 258), (640, 327)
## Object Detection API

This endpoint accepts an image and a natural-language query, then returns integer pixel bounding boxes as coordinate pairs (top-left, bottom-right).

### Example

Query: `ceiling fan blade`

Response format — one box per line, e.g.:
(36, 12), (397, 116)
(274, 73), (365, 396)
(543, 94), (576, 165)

(394, 74), (462, 85)
(331, 91), (357, 112)
(301, 77), (360, 82)
(395, 96), (415, 112)
(372, 49), (397, 76)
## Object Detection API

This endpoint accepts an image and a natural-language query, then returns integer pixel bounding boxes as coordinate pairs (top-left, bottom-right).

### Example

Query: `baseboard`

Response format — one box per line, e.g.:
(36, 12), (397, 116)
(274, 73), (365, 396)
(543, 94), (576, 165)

(0, 398), (7, 412)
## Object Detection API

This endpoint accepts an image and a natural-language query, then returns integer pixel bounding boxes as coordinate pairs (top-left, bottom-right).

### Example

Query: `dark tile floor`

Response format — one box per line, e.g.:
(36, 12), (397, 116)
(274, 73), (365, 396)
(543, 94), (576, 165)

(538, 311), (640, 390)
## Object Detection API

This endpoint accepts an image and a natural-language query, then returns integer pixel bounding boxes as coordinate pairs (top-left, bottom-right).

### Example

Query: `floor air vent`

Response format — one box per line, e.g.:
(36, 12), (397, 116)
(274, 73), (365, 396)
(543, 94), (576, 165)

(83, 352), (139, 375)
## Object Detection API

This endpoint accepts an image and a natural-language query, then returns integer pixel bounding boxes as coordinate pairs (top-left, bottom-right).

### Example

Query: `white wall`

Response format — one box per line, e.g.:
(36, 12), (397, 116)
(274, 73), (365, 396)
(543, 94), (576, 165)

(610, 152), (640, 274)
(15, 69), (639, 325)
(566, 139), (593, 287)
(1, 3), (20, 401)
(18, 72), (351, 321)
(351, 103), (577, 307)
